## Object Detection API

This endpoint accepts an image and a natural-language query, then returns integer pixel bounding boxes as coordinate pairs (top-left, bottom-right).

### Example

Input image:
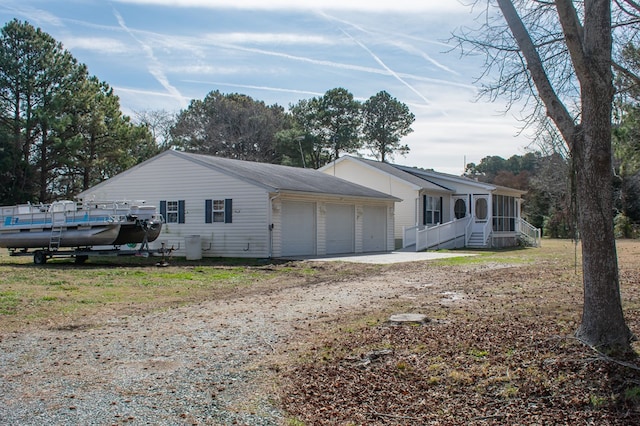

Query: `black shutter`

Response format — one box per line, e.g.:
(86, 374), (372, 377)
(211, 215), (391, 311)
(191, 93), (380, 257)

(224, 199), (232, 223)
(422, 195), (426, 226)
(160, 200), (166, 220)
(178, 200), (185, 223)
(205, 199), (212, 224)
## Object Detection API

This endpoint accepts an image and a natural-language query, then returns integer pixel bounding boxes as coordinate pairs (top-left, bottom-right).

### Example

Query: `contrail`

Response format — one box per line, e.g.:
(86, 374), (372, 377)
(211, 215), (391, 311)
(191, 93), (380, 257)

(113, 9), (188, 108)
(183, 80), (324, 98)
(339, 28), (433, 107)
(318, 11), (458, 75)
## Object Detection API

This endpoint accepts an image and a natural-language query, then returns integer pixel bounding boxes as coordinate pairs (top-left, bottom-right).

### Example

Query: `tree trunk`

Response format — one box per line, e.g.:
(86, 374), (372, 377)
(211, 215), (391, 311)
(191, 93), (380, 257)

(496, 0), (633, 353)
(574, 77), (632, 353)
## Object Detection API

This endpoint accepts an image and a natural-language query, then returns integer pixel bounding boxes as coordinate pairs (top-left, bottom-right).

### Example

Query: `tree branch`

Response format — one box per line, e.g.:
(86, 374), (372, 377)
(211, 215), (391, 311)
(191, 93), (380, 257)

(496, 0), (576, 145)
(555, 0), (589, 86)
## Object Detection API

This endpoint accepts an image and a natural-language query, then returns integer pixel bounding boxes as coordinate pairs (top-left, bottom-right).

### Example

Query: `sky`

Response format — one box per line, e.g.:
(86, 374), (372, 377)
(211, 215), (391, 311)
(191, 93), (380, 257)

(0, 0), (534, 175)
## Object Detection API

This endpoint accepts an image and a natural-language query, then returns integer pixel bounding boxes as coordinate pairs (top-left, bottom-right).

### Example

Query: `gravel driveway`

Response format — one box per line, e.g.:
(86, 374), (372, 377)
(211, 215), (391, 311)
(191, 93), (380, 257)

(1, 260), (437, 425)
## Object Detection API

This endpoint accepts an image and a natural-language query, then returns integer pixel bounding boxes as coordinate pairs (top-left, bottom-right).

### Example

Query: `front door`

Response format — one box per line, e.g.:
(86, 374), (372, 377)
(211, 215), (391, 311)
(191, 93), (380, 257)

(472, 194), (490, 233)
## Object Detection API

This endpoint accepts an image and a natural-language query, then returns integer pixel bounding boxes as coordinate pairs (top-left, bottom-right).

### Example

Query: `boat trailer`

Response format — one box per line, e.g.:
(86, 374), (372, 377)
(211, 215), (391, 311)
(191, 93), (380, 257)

(8, 241), (178, 265)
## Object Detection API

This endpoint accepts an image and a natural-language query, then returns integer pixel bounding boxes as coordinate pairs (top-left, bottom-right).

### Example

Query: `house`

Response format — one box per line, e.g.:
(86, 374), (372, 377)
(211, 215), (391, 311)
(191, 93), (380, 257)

(319, 156), (540, 250)
(77, 150), (399, 258)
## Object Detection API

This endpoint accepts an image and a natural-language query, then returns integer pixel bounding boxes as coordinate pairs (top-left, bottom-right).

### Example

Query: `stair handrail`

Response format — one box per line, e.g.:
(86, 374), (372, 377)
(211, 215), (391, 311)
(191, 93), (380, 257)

(465, 215), (474, 246)
(517, 218), (541, 247)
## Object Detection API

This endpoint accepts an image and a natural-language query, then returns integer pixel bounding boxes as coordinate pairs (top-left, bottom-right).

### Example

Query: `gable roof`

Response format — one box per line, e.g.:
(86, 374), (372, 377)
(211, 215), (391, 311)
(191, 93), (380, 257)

(329, 156), (525, 196)
(79, 150), (400, 202)
(330, 156), (454, 192)
(393, 164), (496, 192)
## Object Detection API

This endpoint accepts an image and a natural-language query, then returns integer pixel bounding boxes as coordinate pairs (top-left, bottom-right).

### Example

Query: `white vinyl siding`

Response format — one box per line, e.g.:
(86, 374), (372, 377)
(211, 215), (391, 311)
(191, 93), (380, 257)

(78, 153), (269, 258)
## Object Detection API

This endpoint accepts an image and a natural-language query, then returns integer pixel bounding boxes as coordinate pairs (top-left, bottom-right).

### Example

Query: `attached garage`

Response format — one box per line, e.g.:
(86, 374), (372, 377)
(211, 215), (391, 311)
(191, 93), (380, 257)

(78, 151), (399, 258)
(281, 201), (316, 257)
(362, 205), (387, 252)
(325, 203), (355, 255)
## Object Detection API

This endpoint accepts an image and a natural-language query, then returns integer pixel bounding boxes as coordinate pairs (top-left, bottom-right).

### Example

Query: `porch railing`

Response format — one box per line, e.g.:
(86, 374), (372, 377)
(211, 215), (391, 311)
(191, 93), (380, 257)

(516, 218), (541, 247)
(404, 216), (470, 251)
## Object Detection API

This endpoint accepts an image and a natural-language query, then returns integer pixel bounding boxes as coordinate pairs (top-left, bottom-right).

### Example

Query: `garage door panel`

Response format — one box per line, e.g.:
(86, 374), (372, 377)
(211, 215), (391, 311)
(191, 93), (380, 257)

(281, 201), (315, 256)
(326, 204), (354, 254)
(363, 205), (386, 252)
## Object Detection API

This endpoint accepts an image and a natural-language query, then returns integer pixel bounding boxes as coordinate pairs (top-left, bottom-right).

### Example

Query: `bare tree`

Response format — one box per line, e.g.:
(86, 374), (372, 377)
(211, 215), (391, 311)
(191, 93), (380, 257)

(457, 0), (638, 353)
(133, 109), (176, 150)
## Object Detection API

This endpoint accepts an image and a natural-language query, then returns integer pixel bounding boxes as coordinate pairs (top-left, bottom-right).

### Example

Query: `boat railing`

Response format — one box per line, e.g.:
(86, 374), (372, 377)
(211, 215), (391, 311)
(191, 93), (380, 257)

(1, 201), (147, 228)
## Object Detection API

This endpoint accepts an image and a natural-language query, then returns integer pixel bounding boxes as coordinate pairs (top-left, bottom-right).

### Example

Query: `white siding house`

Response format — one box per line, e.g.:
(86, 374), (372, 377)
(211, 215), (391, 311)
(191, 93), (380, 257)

(320, 156), (540, 250)
(77, 150), (398, 258)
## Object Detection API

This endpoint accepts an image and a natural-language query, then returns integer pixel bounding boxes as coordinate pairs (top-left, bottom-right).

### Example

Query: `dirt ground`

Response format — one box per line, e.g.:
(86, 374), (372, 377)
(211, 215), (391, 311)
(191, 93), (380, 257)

(1, 240), (640, 425)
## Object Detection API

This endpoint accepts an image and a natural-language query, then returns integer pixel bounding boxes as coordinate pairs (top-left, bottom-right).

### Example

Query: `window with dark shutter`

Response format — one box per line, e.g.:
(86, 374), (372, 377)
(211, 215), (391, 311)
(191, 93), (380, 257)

(423, 195), (441, 225)
(224, 199), (232, 223)
(205, 199), (233, 223)
(178, 200), (185, 223)
(205, 199), (213, 224)
(160, 200), (167, 221)
(161, 200), (185, 223)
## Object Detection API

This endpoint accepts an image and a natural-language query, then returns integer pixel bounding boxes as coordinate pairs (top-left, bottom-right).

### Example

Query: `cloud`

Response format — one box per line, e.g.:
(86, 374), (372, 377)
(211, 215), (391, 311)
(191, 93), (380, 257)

(112, 0), (468, 13)
(204, 32), (333, 45)
(317, 11), (458, 71)
(113, 8), (188, 108)
(183, 80), (324, 98)
(0, 4), (64, 27)
(62, 37), (130, 54)
(340, 29), (433, 107)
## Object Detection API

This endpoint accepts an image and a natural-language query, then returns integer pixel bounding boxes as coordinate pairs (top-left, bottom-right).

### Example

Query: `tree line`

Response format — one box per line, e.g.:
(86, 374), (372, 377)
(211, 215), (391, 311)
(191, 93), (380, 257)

(0, 20), (160, 204)
(168, 87), (414, 168)
(0, 20), (415, 205)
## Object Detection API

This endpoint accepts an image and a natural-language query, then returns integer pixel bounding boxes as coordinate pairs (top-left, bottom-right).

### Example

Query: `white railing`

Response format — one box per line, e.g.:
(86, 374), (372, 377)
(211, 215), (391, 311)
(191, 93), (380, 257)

(464, 215), (474, 245)
(404, 216), (470, 251)
(517, 218), (541, 247)
(402, 225), (419, 248)
(482, 219), (492, 245)
(403, 216), (541, 250)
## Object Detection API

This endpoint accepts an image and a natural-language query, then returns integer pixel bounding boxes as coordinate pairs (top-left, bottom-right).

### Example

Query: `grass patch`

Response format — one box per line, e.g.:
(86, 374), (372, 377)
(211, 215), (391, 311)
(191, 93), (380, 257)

(0, 253), (307, 332)
(0, 290), (20, 314)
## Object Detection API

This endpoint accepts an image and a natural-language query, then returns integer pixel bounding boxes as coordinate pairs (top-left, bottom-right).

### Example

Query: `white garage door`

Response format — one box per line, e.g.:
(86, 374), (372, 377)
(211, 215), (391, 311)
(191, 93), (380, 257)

(326, 203), (355, 254)
(281, 201), (316, 256)
(362, 205), (387, 252)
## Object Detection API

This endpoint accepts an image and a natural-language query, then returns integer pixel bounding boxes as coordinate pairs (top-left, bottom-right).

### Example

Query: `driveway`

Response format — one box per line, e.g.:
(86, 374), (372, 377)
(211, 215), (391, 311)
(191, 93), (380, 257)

(288, 250), (476, 264)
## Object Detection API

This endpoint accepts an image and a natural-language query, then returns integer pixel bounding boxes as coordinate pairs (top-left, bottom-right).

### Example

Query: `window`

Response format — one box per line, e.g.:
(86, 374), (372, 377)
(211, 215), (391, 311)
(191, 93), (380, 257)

(423, 195), (442, 225)
(205, 199), (233, 224)
(160, 200), (185, 223)
(454, 199), (466, 219)
(475, 197), (488, 220)
(212, 199), (225, 222)
(166, 201), (179, 223)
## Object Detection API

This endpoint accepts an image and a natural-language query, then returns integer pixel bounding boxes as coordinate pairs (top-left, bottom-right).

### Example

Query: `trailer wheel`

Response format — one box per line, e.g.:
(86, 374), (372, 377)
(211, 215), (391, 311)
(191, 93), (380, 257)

(75, 255), (88, 264)
(33, 251), (47, 265)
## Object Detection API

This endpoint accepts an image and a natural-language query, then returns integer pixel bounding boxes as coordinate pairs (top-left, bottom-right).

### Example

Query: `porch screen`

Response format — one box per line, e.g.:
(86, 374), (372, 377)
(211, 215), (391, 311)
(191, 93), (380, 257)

(492, 195), (517, 232)
(454, 199), (466, 219)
